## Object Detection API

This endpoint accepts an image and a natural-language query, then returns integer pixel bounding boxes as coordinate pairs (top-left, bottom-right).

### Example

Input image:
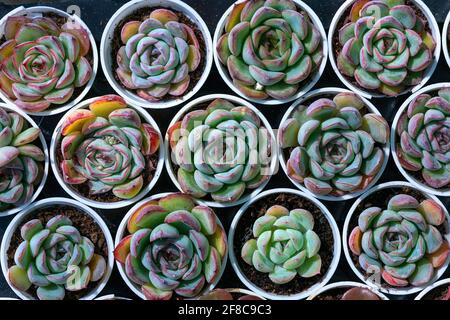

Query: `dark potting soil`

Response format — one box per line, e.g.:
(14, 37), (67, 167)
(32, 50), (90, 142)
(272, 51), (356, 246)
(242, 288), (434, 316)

(421, 284), (450, 300)
(56, 147), (159, 203)
(6, 205), (108, 300)
(110, 7), (207, 103)
(347, 186), (448, 288)
(332, 0), (433, 96)
(233, 193), (335, 297)
(0, 12), (94, 112)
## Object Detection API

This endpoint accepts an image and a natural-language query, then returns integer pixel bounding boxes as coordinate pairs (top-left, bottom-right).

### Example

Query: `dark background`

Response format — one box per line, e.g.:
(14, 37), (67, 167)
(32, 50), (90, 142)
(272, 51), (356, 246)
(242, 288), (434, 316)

(0, 0), (449, 300)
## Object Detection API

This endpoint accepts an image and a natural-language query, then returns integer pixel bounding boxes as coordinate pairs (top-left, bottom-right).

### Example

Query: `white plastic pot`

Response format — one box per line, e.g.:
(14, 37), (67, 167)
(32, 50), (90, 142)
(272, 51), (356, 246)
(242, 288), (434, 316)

(0, 197), (114, 300)
(213, 0), (328, 106)
(343, 181), (450, 296)
(100, 0), (213, 109)
(0, 103), (49, 217)
(278, 87), (390, 202)
(391, 83), (450, 197)
(0, 6), (98, 116)
(50, 96), (165, 210)
(114, 192), (228, 300)
(415, 278), (450, 300)
(165, 93), (278, 208)
(443, 11), (450, 69)
(328, 0), (440, 99)
(306, 281), (389, 300)
(228, 188), (341, 300)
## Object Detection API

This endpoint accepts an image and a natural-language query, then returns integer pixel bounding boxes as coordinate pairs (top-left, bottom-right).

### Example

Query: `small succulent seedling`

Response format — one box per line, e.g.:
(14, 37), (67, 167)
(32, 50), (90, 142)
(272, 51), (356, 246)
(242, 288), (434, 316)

(59, 95), (160, 200)
(279, 92), (389, 197)
(8, 215), (107, 300)
(0, 15), (93, 112)
(241, 205), (322, 284)
(114, 193), (227, 300)
(216, 0), (324, 100)
(349, 194), (449, 287)
(116, 9), (202, 101)
(0, 107), (44, 210)
(396, 88), (450, 189)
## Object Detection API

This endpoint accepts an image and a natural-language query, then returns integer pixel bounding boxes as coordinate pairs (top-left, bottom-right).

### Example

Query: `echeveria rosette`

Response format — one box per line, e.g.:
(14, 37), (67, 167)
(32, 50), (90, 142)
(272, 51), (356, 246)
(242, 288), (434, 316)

(113, 194), (227, 300)
(348, 194), (450, 288)
(279, 92), (389, 197)
(216, 0), (324, 100)
(59, 95), (160, 200)
(0, 107), (44, 211)
(396, 88), (450, 189)
(168, 98), (272, 204)
(7, 215), (107, 300)
(0, 16), (93, 113)
(241, 205), (322, 284)
(116, 9), (201, 101)
(337, 0), (436, 96)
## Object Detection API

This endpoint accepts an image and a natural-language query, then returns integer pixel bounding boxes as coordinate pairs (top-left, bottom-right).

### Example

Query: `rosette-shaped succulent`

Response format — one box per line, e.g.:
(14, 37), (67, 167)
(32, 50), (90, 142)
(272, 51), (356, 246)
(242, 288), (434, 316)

(168, 98), (272, 203)
(0, 107), (44, 210)
(7, 215), (107, 300)
(59, 95), (160, 200)
(396, 88), (450, 189)
(116, 8), (202, 101)
(349, 194), (450, 287)
(336, 0), (436, 96)
(241, 205), (322, 284)
(216, 0), (324, 100)
(0, 15), (93, 112)
(279, 92), (389, 196)
(114, 194), (227, 300)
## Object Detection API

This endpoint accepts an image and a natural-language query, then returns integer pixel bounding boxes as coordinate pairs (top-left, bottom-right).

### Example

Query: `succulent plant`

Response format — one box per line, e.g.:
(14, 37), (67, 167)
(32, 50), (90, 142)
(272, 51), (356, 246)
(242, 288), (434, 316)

(116, 8), (202, 101)
(0, 107), (44, 210)
(198, 288), (262, 300)
(279, 92), (389, 197)
(216, 0), (324, 100)
(168, 98), (272, 204)
(340, 287), (380, 300)
(396, 88), (450, 189)
(114, 193), (227, 300)
(0, 15), (93, 112)
(241, 205), (322, 284)
(59, 95), (160, 200)
(349, 194), (449, 287)
(336, 0), (436, 96)
(7, 215), (107, 300)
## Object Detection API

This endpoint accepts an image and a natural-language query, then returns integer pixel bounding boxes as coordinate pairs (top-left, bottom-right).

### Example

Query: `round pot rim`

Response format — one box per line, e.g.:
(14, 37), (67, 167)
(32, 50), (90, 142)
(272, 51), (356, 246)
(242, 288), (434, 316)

(49, 96), (165, 210)
(390, 82), (450, 197)
(212, 0), (328, 106)
(443, 11), (450, 69)
(0, 6), (98, 117)
(114, 192), (228, 300)
(228, 187), (342, 300)
(415, 277), (450, 300)
(277, 87), (391, 202)
(99, 0), (213, 110)
(0, 103), (49, 217)
(164, 93), (278, 208)
(342, 181), (450, 295)
(0, 197), (115, 300)
(95, 294), (132, 300)
(306, 281), (389, 300)
(327, 0), (441, 100)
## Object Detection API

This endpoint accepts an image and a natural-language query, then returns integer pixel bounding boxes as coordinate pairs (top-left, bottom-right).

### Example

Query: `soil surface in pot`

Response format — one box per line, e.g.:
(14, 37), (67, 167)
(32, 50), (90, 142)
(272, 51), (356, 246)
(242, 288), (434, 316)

(348, 186), (448, 289)
(6, 205), (109, 300)
(233, 193), (335, 296)
(332, 0), (432, 96)
(0, 12), (94, 112)
(110, 7), (206, 103)
(421, 284), (450, 300)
